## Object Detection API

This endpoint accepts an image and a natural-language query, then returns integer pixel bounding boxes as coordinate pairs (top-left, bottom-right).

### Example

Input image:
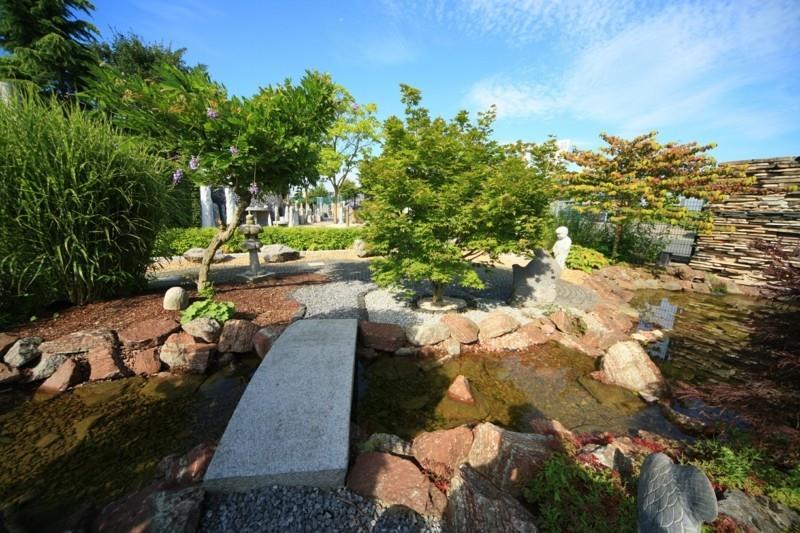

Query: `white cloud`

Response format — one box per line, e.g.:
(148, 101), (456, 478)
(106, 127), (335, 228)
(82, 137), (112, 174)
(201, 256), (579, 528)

(465, 0), (800, 138)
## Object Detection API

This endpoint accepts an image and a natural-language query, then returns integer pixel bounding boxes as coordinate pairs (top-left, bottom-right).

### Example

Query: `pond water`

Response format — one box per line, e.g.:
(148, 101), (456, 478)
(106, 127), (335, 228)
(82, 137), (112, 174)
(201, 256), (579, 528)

(0, 357), (259, 530)
(356, 290), (799, 441)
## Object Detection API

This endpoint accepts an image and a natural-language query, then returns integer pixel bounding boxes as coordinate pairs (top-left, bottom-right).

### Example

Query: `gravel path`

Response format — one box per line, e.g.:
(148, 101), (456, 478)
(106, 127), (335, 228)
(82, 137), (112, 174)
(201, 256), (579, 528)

(292, 280), (376, 320)
(200, 485), (444, 533)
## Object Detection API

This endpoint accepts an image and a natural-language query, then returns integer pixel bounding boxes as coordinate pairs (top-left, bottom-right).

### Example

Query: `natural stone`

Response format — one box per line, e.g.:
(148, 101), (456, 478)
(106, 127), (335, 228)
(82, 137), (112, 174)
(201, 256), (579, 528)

(550, 309), (580, 335)
(260, 244), (300, 263)
(411, 426), (473, 480)
(592, 340), (665, 396)
(578, 442), (635, 477)
(163, 287), (189, 311)
(443, 338), (461, 357)
(159, 333), (215, 374)
(94, 485), (205, 533)
(347, 452), (444, 517)
(718, 489), (800, 533)
(394, 346), (418, 356)
(446, 464), (538, 533)
(156, 443), (216, 488)
(217, 319), (259, 353)
(361, 433), (413, 457)
(517, 322), (552, 345)
(3, 336), (42, 368)
(0, 362), (21, 385)
(407, 322), (450, 346)
(448, 375), (475, 405)
(468, 421), (554, 496)
(38, 358), (82, 394)
(131, 348), (162, 375)
(417, 296), (468, 313)
(478, 312), (520, 341)
(38, 328), (118, 359)
(252, 325), (284, 359)
(637, 452), (717, 532)
(87, 346), (125, 381)
(529, 418), (576, 445)
(510, 248), (561, 307)
(352, 238), (374, 258)
(358, 321), (407, 352)
(118, 318), (180, 350)
(28, 354), (69, 381)
(290, 304), (307, 322)
(440, 314), (479, 344)
(0, 332), (18, 358)
(181, 318), (221, 343)
(183, 247), (224, 263)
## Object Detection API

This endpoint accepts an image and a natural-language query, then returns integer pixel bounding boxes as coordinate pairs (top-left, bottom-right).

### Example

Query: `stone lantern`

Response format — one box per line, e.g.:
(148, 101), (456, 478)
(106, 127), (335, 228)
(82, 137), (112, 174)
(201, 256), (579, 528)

(238, 213), (270, 282)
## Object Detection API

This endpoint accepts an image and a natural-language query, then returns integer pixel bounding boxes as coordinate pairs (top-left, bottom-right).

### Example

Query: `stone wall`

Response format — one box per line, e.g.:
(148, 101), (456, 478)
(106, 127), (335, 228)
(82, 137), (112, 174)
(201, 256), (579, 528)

(690, 156), (800, 287)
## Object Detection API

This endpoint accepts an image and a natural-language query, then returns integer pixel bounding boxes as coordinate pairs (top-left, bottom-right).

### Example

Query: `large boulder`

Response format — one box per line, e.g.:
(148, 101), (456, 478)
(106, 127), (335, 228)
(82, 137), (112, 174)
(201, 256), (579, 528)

(131, 348), (162, 376)
(37, 358), (83, 395)
(118, 318), (181, 350)
(407, 322), (450, 346)
(260, 244), (300, 263)
(358, 321), (407, 352)
(183, 247), (225, 263)
(94, 486), (205, 533)
(592, 340), (665, 396)
(3, 336), (42, 368)
(637, 453), (717, 533)
(0, 332), (19, 358)
(446, 464), (538, 533)
(28, 354), (69, 382)
(217, 319), (259, 353)
(468, 422), (555, 497)
(252, 325), (284, 359)
(411, 426), (473, 480)
(510, 248), (561, 307)
(87, 346), (126, 381)
(181, 318), (222, 344)
(441, 314), (479, 344)
(38, 328), (118, 359)
(478, 312), (520, 341)
(163, 287), (189, 311)
(159, 333), (215, 374)
(718, 489), (800, 533)
(352, 238), (375, 258)
(347, 452), (445, 517)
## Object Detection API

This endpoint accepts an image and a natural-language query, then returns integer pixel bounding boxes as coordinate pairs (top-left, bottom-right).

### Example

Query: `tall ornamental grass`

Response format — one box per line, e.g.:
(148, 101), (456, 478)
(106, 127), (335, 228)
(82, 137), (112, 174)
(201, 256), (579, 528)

(0, 95), (171, 319)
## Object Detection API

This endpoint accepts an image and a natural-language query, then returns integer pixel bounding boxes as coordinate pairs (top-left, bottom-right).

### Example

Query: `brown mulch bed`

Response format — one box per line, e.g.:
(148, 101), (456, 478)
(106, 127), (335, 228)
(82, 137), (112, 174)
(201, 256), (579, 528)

(5, 273), (328, 341)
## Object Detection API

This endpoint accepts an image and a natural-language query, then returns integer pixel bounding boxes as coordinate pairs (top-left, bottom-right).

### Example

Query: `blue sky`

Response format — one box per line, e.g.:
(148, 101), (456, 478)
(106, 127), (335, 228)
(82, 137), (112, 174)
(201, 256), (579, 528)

(91, 0), (799, 161)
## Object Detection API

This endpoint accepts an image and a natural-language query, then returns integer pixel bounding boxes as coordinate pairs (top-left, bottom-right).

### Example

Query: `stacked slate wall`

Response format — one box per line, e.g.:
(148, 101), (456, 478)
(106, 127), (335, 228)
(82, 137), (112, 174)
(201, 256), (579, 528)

(690, 156), (800, 287)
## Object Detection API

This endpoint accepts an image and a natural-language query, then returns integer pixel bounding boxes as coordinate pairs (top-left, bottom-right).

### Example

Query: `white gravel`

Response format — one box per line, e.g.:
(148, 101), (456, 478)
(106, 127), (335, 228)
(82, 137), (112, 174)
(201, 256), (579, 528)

(292, 280), (376, 320)
(200, 485), (444, 533)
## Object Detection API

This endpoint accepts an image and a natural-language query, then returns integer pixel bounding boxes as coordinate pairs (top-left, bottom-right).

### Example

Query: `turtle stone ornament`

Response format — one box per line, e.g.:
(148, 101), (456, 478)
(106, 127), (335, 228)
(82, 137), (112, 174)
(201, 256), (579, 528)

(637, 452), (718, 532)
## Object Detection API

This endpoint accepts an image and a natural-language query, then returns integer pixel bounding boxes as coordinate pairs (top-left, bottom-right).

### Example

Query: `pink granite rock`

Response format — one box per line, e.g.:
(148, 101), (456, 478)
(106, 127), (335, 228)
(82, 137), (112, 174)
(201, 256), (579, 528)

(440, 314), (479, 344)
(411, 426), (473, 480)
(447, 375), (475, 405)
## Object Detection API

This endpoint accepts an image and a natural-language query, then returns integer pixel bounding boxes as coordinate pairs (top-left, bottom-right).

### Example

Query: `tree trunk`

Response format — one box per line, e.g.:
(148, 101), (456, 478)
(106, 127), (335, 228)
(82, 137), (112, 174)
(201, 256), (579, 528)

(431, 282), (445, 304)
(612, 223), (623, 260)
(197, 202), (247, 292)
(332, 185), (340, 224)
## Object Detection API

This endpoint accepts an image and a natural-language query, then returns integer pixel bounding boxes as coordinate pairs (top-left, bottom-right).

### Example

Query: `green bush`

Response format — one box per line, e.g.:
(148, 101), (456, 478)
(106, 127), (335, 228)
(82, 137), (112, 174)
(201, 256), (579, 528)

(523, 454), (636, 532)
(0, 95), (171, 321)
(566, 245), (610, 273)
(180, 299), (235, 325)
(154, 226), (363, 256)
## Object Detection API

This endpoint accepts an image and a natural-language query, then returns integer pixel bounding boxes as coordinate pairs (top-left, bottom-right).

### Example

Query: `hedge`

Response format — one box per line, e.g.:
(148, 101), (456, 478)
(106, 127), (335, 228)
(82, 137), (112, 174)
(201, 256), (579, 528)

(154, 226), (364, 257)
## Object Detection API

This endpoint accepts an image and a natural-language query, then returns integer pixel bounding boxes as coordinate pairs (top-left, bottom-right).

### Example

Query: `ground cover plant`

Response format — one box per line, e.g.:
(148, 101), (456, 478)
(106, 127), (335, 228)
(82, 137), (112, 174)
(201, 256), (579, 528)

(0, 94), (171, 324)
(360, 85), (560, 303)
(153, 227), (364, 256)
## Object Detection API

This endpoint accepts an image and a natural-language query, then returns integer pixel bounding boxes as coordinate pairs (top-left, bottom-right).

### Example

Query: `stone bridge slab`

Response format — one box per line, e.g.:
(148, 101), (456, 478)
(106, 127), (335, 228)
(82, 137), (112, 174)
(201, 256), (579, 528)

(204, 319), (358, 491)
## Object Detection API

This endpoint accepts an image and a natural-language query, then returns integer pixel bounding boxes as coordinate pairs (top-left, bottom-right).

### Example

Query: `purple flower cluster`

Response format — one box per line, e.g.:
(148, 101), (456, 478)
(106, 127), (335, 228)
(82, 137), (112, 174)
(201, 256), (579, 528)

(189, 155), (199, 170)
(206, 107), (219, 119)
(229, 146), (239, 156)
(248, 182), (259, 195)
(171, 168), (184, 185)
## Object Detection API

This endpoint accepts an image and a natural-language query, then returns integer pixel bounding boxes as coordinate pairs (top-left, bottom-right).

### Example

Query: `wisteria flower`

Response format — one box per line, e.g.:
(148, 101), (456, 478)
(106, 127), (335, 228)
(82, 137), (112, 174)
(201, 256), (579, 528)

(171, 168), (184, 185)
(229, 146), (239, 156)
(189, 155), (199, 170)
(206, 107), (219, 119)
(248, 182), (259, 195)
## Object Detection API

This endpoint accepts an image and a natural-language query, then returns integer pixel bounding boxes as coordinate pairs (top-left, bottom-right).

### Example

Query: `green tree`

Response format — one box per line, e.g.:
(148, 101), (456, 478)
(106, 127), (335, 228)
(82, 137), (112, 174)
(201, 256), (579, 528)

(563, 132), (750, 258)
(318, 87), (379, 223)
(360, 85), (560, 304)
(0, 0), (98, 95)
(308, 184), (330, 199)
(338, 178), (360, 201)
(94, 31), (192, 78)
(86, 64), (337, 289)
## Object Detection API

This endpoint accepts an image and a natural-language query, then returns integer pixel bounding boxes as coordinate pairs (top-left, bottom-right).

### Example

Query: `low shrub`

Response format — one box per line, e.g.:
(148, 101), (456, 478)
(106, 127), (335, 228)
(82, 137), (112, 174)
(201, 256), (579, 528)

(154, 226), (363, 256)
(523, 454), (636, 532)
(566, 245), (610, 273)
(0, 94), (171, 323)
(180, 299), (235, 325)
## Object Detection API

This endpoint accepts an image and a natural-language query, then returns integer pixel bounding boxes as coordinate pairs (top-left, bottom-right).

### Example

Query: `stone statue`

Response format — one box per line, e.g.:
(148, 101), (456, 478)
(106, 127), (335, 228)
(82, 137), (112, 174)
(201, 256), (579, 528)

(637, 453), (718, 533)
(551, 226), (572, 269)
